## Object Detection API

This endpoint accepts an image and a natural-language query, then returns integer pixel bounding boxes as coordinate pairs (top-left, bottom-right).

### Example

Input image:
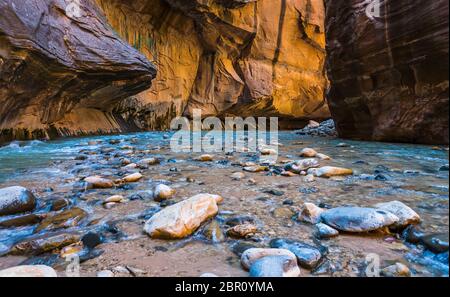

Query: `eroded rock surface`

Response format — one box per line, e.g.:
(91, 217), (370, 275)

(0, 0), (156, 143)
(96, 0), (330, 129)
(325, 0), (449, 144)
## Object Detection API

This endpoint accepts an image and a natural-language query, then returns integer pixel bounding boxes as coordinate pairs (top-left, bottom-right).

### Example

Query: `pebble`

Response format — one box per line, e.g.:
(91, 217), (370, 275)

(270, 238), (324, 269)
(316, 153), (331, 160)
(313, 166), (353, 178)
(122, 172), (143, 183)
(272, 207), (295, 219)
(297, 203), (324, 224)
(227, 224), (258, 238)
(320, 207), (399, 232)
(315, 223), (339, 239)
(374, 201), (421, 228)
(97, 270), (115, 277)
(381, 263), (411, 277)
(195, 154), (213, 162)
(243, 166), (268, 173)
(300, 148), (317, 158)
(249, 256), (300, 277)
(104, 195), (126, 204)
(84, 176), (114, 189)
(0, 265), (57, 277)
(154, 184), (176, 202)
(240, 248), (297, 270)
(231, 172), (246, 181)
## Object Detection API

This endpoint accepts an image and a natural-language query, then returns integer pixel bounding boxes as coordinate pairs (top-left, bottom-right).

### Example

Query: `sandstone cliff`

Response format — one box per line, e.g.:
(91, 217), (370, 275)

(325, 0), (449, 144)
(0, 0), (156, 143)
(96, 0), (330, 130)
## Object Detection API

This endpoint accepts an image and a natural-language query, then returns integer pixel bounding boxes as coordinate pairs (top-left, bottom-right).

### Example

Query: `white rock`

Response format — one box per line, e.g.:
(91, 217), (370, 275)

(374, 201), (421, 227)
(0, 265), (57, 277)
(241, 248), (297, 270)
(144, 194), (223, 239)
(300, 148), (317, 158)
(298, 203), (324, 224)
(97, 270), (115, 277)
(154, 184), (175, 201)
(0, 186), (36, 216)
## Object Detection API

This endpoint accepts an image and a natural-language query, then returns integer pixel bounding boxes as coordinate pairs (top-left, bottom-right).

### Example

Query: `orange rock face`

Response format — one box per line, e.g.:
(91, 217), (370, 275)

(96, 0), (330, 130)
(0, 0), (156, 143)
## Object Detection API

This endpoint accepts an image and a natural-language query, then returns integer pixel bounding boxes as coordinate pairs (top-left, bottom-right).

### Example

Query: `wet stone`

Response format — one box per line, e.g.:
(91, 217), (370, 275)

(320, 207), (399, 233)
(249, 256), (300, 277)
(226, 224), (258, 239)
(10, 232), (81, 256)
(51, 198), (70, 211)
(0, 214), (44, 228)
(270, 238), (324, 269)
(420, 233), (449, 253)
(0, 186), (37, 216)
(35, 207), (87, 232)
(315, 223), (339, 239)
(381, 263), (411, 277)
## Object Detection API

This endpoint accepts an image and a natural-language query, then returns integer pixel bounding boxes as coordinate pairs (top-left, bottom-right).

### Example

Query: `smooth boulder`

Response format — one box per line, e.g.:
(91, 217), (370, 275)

(249, 256), (300, 277)
(374, 201), (421, 228)
(321, 207), (399, 232)
(0, 186), (36, 216)
(144, 194), (223, 239)
(0, 265), (57, 277)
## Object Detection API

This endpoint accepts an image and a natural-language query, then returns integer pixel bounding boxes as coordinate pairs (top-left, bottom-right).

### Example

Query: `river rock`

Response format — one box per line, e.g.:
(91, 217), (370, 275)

(272, 207), (295, 219)
(374, 201), (421, 228)
(300, 148), (318, 158)
(314, 166), (353, 178)
(227, 224), (258, 239)
(231, 172), (246, 181)
(195, 154), (213, 162)
(270, 238), (324, 269)
(285, 159), (320, 174)
(122, 173), (143, 183)
(298, 203), (324, 224)
(0, 186), (36, 216)
(0, 214), (44, 228)
(154, 184), (176, 202)
(420, 233), (449, 253)
(316, 153), (331, 160)
(243, 166), (268, 173)
(104, 195), (126, 204)
(84, 176), (114, 189)
(144, 194), (223, 239)
(51, 198), (70, 212)
(249, 256), (301, 277)
(0, 265), (57, 277)
(97, 270), (115, 277)
(315, 223), (339, 239)
(381, 263), (411, 277)
(35, 208), (87, 232)
(320, 207), (399, 232)
(260, 148), (277, 156)
(241, 248), (297, 270)
(138, 158), (160, 167)
(10, 232), (81, 255)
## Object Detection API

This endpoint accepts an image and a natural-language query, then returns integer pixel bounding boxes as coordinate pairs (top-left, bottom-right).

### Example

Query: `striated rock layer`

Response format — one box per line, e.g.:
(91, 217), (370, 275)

(325, 0), (449, 144)
(96, 0), (330, 130)
(0, 0), (156, 143)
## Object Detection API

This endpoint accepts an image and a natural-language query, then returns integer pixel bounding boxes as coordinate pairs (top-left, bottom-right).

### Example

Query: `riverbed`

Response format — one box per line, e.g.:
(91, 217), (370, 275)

(0, 131), (448, 277)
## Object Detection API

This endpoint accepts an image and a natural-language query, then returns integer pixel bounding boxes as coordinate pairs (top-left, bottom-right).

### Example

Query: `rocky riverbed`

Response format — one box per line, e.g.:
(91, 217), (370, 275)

(0, 130), (448, 277)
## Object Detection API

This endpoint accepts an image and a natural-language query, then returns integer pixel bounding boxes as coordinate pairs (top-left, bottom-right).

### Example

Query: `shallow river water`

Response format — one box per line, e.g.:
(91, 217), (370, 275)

(0, 132), (448, 277)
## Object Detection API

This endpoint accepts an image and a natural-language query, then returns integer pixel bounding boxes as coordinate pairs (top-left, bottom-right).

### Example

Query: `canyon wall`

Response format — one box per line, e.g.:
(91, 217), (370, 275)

(0, 0), (156, 143)
(325, 0), (449, 144)
(96, 0), (330, 130)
